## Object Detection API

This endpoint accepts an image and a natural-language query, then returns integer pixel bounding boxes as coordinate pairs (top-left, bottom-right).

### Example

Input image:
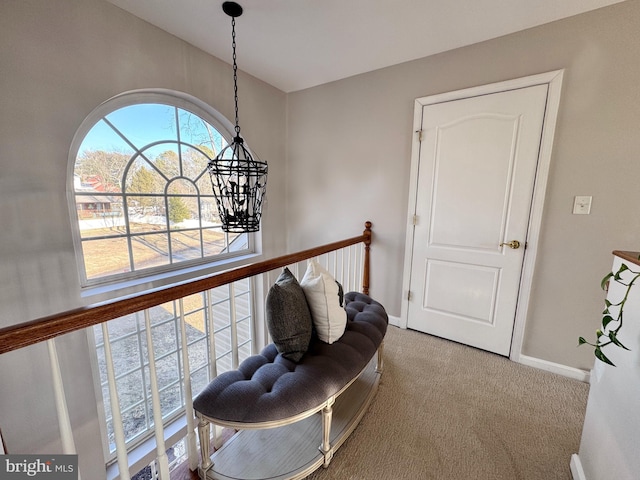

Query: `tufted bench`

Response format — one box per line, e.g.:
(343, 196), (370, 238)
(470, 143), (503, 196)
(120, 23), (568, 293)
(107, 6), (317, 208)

(193, 291), (388, 479)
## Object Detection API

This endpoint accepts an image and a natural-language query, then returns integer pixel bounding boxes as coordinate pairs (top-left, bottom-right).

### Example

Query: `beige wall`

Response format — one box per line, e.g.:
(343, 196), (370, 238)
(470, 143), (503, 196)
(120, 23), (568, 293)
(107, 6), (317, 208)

(0, 0), (286, 476)
(287, 0), (640, 371)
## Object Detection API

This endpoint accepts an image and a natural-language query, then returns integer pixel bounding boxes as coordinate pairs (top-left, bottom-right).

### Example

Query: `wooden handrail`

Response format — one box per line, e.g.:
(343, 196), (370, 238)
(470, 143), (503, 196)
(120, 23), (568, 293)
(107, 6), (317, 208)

(0, 222), (372, 355)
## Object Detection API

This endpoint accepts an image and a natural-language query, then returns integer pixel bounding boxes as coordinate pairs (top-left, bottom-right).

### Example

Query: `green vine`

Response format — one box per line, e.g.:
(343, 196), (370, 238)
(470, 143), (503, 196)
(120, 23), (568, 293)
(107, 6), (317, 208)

(578, 262), (640, 366)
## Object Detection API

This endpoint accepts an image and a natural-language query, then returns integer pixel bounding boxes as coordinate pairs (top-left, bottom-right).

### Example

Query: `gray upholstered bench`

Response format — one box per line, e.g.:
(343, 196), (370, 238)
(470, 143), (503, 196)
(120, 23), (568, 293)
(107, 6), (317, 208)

(193, 291), (388, 480)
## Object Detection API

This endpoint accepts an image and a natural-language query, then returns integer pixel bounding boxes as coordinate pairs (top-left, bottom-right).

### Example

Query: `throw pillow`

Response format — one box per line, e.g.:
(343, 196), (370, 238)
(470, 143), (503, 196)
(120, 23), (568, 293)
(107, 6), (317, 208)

(336, 280), (344, 307)
(300, 260), (347, 344)
(265, 268), (313, 362)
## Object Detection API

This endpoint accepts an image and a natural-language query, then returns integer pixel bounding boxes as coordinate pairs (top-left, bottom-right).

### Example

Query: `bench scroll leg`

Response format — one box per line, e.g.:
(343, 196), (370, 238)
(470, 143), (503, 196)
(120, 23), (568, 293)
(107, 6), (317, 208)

(320, 396), (335, 468)
(196, 413), (213, 475)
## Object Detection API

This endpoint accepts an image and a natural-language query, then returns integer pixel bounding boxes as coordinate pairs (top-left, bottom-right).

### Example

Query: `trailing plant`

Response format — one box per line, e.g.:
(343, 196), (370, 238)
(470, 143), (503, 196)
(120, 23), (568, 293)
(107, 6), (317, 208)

(579, 262), (640, 366)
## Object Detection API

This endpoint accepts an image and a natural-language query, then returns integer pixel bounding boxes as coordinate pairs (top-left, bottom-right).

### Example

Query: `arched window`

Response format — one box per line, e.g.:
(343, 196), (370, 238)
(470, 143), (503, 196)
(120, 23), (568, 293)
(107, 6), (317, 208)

(70, 92), (257, 467)
(70, 91), (254, 287)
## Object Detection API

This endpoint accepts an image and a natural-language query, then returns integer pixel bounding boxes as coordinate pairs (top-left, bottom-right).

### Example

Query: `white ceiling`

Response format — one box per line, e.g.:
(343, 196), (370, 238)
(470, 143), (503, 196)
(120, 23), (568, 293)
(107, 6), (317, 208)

(106, 0), (625, 93)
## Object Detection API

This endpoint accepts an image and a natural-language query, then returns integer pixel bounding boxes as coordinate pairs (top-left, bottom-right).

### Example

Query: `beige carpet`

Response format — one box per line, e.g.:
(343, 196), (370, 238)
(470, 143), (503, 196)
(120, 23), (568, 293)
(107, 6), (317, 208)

(306, 326), (589, 480)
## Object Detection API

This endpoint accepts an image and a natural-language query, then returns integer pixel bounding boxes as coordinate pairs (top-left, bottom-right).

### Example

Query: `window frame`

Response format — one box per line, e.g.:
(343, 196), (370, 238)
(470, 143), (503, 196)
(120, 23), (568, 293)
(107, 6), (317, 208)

(67, 89), (262, 295)
(69, 90), (264, 470)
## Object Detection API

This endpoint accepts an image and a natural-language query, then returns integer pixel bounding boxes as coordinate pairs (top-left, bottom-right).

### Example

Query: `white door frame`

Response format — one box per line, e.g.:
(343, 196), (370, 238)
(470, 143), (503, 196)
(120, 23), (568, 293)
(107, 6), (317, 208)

(400, 70), (564, 362)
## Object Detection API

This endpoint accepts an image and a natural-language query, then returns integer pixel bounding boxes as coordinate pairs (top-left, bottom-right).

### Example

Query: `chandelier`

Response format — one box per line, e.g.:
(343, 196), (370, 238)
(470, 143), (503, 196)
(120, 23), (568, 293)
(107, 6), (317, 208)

(208, 1), (268, 233)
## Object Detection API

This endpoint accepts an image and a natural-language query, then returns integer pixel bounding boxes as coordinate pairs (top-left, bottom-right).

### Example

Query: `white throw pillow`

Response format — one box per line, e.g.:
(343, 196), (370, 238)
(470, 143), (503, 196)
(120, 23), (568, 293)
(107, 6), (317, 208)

(300, 260), (347, 344)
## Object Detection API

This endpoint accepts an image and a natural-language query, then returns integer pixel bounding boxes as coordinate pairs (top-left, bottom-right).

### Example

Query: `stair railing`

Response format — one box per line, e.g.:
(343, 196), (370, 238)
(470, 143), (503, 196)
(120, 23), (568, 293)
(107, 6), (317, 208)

(0, 221), (372, 480)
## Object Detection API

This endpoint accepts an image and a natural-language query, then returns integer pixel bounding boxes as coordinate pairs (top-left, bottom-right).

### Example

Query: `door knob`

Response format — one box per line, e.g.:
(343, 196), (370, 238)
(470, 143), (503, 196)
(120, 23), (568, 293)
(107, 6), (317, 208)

(500, 240), (521, 249)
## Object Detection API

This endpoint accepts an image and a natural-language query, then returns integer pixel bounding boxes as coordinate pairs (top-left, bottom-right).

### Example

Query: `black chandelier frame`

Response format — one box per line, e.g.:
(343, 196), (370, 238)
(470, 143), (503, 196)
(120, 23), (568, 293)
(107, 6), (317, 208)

(208, 1), (268, 233)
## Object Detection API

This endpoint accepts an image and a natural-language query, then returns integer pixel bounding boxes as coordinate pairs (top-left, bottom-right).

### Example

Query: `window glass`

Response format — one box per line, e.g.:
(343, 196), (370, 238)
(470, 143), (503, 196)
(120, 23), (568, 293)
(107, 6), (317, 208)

(93, 280), (253, 456)
(72, 94), (249, 285)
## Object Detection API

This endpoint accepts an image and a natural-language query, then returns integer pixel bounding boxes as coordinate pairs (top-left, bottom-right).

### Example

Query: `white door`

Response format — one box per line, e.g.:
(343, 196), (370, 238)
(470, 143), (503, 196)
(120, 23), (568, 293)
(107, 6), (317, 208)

(406, 84), (548, 356)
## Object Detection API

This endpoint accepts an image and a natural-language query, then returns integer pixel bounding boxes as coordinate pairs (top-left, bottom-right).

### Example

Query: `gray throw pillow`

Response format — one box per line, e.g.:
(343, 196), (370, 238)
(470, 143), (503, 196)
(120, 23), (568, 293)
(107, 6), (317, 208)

(336, 280), (344, 307)
(266, 268), (313, 362)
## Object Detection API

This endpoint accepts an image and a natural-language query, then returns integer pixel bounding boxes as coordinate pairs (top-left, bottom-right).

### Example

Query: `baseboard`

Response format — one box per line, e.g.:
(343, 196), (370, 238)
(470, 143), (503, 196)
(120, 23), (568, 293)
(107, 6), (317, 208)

(570, 454), (587, 480)
(390, 326), (590, 382)
(518, 354), (590, 383)
(388, 315), (401, 327)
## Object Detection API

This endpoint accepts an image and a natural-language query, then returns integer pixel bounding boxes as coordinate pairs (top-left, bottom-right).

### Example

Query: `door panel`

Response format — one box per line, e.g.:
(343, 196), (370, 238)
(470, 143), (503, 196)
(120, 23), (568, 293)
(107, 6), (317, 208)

(422, 259), (499, 324)
(430, 114), (517, 250)
(407, 85), (548, 356)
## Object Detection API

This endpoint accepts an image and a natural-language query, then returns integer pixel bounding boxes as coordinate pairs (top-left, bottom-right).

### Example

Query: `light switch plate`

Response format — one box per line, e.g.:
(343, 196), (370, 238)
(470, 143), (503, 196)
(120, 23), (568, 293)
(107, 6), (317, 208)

(573, 196), (592, 215)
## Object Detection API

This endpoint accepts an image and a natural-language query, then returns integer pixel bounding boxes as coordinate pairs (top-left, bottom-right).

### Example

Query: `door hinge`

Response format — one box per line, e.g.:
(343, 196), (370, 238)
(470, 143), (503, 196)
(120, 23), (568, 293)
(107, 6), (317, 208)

(412, 214), (419, 226)
(407, 290), (413, 301)
(415, 129), (423, 142)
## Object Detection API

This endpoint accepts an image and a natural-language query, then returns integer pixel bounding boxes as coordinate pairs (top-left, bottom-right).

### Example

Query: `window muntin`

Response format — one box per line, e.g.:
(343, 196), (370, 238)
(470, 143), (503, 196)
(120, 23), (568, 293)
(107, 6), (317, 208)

(72, 94), (251, 286)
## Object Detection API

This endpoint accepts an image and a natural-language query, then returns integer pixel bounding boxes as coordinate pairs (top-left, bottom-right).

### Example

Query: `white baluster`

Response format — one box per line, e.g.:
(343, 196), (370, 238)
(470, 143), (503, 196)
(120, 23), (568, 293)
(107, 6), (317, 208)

(340, 249), (346, 289)
(178, 298), (199, 471)
(205, 288), (220, 452)
(359, 244), (364, 293)
(229, 283), (239, 369)
(102, 323), (131, 480)
(144, 310), (170, 479)
(293, 261), (301, 280)
(47, 339), (82, 480)
(347, 247), (353, 290)
(206, 289), (218, 379)
(354, 243), (364, 292)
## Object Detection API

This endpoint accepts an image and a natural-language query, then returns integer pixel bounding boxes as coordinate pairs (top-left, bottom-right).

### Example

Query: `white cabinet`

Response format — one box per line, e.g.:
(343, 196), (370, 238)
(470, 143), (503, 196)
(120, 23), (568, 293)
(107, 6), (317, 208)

(572, 252), (640, 480)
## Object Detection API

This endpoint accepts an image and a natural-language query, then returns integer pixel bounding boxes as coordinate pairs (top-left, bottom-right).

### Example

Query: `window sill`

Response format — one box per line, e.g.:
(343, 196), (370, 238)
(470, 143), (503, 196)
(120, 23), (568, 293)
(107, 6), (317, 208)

(81, 252), (263, 305)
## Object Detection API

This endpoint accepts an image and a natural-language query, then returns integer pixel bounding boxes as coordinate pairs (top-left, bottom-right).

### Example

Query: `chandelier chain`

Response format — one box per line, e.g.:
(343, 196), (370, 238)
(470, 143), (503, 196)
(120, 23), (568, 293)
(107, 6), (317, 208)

(231, 17), (240, 137)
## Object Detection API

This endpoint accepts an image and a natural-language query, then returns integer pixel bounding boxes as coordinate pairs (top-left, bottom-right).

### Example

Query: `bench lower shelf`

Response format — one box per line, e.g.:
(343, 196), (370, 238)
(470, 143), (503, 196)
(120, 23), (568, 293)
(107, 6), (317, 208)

(200, 353), (381, 480)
